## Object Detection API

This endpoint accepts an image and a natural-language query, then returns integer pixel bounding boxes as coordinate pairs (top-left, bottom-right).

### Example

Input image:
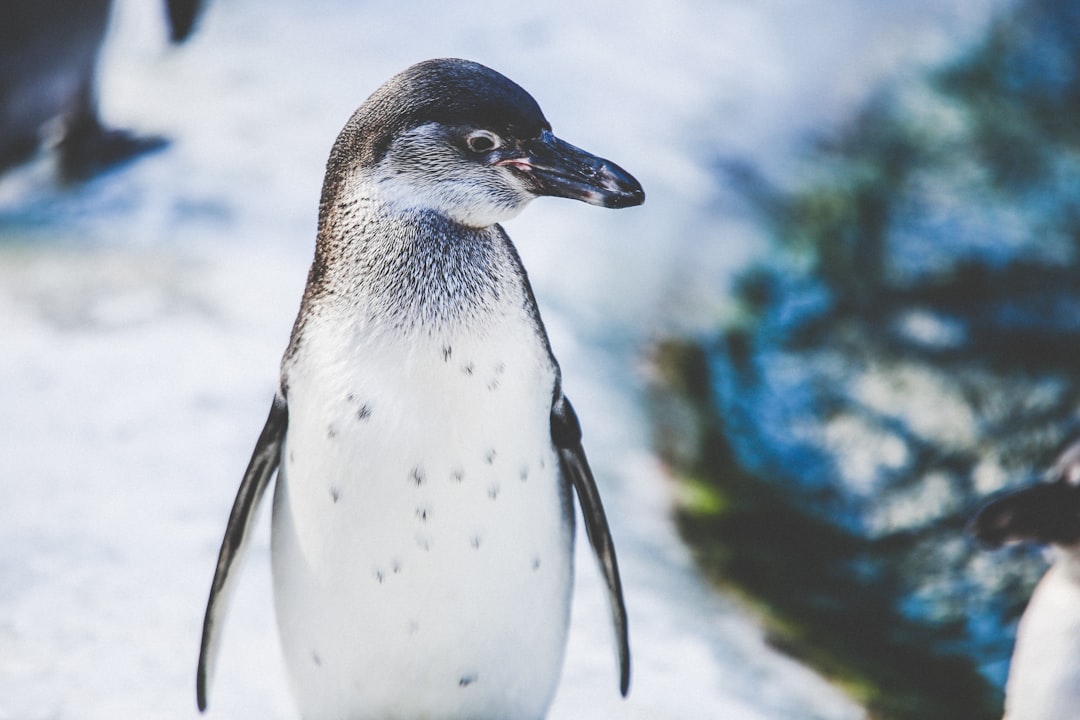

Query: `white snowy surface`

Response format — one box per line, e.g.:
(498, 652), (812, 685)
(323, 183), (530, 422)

(0, 0), (1003, 718)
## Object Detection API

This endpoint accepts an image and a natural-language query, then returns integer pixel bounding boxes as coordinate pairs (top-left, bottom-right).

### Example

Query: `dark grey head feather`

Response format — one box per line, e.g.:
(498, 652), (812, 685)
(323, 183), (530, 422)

(328, 59), (549, 175)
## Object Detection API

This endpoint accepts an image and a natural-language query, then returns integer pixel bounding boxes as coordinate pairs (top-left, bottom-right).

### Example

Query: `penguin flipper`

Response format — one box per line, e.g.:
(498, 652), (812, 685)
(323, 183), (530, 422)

(196, 396), (288, 712)
(551, 390), (630, 697)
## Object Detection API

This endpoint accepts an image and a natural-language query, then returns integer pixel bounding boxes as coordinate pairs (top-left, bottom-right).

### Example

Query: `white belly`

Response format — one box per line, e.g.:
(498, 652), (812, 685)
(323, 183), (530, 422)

(1004, 563), (1080, 720)
(270, 322), (573, 720)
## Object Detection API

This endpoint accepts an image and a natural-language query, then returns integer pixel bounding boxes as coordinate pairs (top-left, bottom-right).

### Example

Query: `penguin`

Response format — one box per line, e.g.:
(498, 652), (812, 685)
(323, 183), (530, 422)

(196, 59), (644, 719)
(970, 439), (1080, 720)
(0, 0), (204, 180)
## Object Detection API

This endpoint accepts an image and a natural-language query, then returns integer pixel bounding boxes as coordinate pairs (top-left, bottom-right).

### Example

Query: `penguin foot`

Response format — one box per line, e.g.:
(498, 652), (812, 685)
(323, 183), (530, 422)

(56, 126), (169, 182)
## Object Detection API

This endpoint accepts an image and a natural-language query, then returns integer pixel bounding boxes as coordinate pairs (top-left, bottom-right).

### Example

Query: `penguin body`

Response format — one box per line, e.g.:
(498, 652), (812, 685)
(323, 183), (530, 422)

(1003, 557), (1080, 720)
(197, 59), (643, 719)
(273, 211), (571, 718)
(971, 440), (1080, 720)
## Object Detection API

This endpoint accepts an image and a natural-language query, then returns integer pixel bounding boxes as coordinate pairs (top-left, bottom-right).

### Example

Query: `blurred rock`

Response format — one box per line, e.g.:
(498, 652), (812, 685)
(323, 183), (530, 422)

(649, 0), (1080, 717)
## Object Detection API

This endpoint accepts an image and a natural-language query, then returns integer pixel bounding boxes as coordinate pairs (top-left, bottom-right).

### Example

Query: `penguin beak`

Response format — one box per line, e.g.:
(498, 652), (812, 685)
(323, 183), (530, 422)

(497, 130), (645, 209)
(968, 480), (1080, 548)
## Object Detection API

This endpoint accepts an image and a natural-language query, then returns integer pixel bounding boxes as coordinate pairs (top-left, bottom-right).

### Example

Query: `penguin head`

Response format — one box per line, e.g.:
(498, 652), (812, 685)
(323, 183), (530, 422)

(326, 58), (644, 228)
(969, 438), (1080, 549)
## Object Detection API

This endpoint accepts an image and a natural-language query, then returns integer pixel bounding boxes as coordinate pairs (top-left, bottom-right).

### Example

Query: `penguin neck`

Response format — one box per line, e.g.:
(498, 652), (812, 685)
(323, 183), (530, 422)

(306, 175), (522, 339)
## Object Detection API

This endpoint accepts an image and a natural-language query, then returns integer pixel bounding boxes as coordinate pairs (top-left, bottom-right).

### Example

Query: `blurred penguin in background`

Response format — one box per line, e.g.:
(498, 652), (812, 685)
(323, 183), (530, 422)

(0, 0), (203, 181)
(970, 438), (1080, 720)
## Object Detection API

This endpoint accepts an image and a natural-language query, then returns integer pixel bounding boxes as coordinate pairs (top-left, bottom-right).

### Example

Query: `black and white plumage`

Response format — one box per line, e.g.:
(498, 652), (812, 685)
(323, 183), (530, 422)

(196, 58), (643, 719)
(970, 439), (1080, 720)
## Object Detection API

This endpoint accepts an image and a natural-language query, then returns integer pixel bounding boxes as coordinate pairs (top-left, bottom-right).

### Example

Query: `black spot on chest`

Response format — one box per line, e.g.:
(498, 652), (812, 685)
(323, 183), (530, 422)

(346, 393), (373, 421)
(486, 362), (506, 391)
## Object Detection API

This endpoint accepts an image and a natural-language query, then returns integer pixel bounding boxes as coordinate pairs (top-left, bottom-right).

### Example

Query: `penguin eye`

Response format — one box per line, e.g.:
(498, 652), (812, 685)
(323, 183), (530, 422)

(465, 130), (500, 154)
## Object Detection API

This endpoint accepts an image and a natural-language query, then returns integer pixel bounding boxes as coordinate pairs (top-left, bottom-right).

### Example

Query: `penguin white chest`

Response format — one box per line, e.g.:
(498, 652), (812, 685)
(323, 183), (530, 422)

(1004, 562), (1080, 720)
(270, 319), (573, 720)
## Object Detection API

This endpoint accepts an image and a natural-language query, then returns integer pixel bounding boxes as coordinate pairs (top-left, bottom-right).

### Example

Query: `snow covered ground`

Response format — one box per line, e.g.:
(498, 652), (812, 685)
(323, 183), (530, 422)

(0, 0), (1003, 717)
